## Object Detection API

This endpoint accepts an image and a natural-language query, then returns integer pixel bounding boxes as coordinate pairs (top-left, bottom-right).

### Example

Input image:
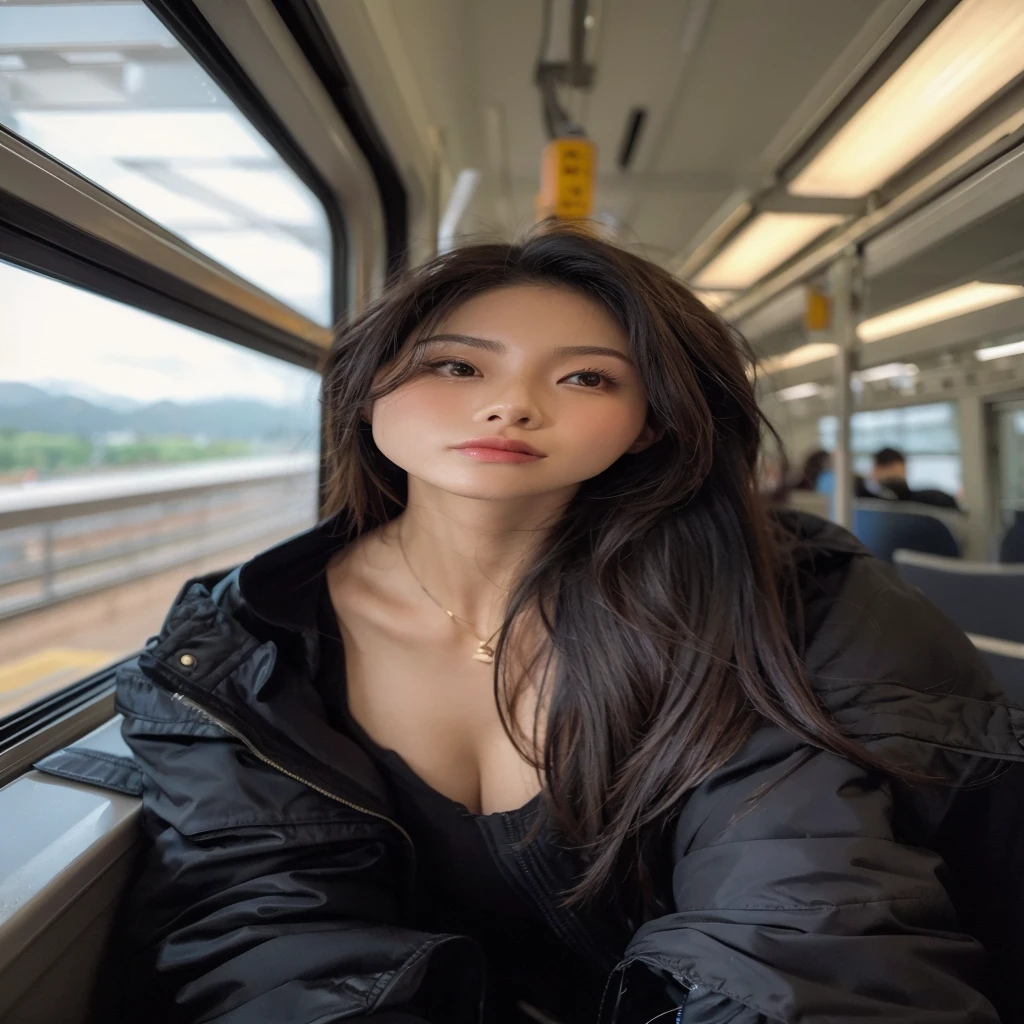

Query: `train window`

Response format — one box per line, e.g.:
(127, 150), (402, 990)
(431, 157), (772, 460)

(0, 0), (333, 325)
(819, 402), (963, 495)
(994, 400), (1024, 531)
(0, 259), (320, 721)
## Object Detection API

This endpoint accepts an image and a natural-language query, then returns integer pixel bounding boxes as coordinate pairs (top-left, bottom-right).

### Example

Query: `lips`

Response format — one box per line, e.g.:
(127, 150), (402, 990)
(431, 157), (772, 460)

(452, 437), (546, 457)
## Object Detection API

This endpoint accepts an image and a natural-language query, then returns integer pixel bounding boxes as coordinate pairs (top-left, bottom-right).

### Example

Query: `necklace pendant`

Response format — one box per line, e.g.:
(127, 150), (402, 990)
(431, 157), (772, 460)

(473, 643), (495, 664)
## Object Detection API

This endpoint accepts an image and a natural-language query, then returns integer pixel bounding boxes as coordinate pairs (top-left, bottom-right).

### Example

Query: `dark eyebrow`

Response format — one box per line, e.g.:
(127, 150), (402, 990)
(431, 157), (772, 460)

(414, 333), (635, 366)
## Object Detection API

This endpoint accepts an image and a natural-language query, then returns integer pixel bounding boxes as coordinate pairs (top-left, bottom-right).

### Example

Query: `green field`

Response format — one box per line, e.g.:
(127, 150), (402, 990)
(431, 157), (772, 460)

(0, 429), (253, 474)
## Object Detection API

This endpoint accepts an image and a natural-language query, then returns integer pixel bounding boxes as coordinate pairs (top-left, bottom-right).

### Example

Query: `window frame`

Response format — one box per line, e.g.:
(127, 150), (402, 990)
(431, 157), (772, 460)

(268, 0), (409, 281)
(0, 669), (117, 789)
(146, 0), (351, 322)
(0, 172), (327, 371)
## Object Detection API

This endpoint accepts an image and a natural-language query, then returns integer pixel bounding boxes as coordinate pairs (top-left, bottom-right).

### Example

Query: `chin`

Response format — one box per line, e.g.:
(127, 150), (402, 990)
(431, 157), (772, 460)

(422, 476), (550, 501)
(400, 463), (565, 499)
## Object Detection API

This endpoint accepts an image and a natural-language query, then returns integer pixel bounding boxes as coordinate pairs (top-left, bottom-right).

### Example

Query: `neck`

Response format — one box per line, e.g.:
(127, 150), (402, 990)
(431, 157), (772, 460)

(386, 478), (573, 638)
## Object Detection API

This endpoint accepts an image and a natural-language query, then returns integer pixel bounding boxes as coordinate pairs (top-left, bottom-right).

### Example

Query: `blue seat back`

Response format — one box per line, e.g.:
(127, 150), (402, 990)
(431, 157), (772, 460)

(893, 551), (1024, 700)
(893, 553), (1024, 643)
(852, 505), (959, 563)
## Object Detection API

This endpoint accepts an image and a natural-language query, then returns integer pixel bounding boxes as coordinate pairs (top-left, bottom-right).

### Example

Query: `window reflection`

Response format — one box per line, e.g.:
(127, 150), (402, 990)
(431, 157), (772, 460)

(0, 1), (333, 325)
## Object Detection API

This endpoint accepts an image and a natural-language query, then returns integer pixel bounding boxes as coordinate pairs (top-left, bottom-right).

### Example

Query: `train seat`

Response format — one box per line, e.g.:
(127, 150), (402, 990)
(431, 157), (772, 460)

(893, 550), (1024, 699)
(851, 500), (961, 563)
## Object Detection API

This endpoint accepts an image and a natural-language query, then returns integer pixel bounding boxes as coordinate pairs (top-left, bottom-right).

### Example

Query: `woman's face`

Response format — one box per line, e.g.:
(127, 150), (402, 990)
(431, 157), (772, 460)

(368, 284), (659, 503)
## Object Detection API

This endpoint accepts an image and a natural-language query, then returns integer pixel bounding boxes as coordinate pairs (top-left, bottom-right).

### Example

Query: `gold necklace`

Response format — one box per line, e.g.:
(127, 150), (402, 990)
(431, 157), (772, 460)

(397, 527), (502, 664)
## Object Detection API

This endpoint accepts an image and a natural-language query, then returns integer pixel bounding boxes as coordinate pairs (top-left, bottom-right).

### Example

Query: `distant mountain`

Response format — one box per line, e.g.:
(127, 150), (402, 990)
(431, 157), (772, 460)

(0, 382), (50, 408)
(0, 382), (317, 443)
(35, 379), (144, 413)
(1, 392), (122, 434)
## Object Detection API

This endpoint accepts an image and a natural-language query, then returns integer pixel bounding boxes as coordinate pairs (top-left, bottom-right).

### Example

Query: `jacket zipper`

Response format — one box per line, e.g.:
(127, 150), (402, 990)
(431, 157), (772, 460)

(162, 684), (489, 1020)
(169, 689), (415, 856)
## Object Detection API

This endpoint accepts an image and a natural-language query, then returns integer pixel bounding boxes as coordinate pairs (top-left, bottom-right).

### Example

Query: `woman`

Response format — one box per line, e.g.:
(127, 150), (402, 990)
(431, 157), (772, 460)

(115, 226), (1023, 1023)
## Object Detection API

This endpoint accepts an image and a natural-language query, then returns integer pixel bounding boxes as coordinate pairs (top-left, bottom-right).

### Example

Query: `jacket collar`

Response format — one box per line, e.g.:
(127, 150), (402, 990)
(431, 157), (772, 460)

(237, 511), (358, 632)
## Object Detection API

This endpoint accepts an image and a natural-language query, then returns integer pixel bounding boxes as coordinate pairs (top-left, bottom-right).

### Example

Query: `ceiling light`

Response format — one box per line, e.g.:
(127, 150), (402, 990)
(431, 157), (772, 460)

(693, 289), (737, 311)
(776, 382), (822, 401)
(693, 212), (845, 289)
(855, 362), (919, 382)
(858, 282), (1024, 342)
(759, 342), (839, 374)
(974, 337), (1024, 361)
(790, 0), (1024, 197)
(0, 55), (26, 71)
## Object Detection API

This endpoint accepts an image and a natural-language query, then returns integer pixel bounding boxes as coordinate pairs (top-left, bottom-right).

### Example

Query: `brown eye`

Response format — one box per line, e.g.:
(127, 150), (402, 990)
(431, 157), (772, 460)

(428, 359), (477, 377)
(564, 368), (622, 389)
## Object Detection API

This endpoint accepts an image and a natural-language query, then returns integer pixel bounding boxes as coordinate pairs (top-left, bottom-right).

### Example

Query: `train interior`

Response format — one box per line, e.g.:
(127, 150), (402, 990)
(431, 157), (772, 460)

(1, 0), (1023, 1020)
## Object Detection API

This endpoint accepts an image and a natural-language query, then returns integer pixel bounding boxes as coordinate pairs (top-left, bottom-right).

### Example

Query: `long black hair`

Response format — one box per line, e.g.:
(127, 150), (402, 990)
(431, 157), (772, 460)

(320, 224), (892, 921)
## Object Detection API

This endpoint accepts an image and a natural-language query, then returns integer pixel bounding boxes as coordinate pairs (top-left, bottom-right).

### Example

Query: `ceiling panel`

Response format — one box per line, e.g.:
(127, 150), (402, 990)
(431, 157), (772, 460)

(328, 0), (930, 262)
(652, 0), (890, 177)
(385, 0), (484, 171)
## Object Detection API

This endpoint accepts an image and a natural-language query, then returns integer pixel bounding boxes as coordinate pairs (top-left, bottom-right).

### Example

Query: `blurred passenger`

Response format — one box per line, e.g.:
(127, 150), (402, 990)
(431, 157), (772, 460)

(792, 448), (831, 491)
(115, 226), (1016, 1024)
(873, 446), (960, 509)
(792, 449), (877, 500)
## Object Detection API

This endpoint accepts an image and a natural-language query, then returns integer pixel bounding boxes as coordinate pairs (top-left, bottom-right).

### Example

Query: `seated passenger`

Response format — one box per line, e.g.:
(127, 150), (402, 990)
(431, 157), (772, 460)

(791, 452), (879, 500)
(790, 448), (831, 491)
(872, 445), (961, 509)
(115, 226), (1020, 1024)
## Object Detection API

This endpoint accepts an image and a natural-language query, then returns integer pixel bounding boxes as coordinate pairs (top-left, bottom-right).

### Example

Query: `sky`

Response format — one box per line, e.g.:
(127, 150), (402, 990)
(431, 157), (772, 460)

(0, 261), (322, 409)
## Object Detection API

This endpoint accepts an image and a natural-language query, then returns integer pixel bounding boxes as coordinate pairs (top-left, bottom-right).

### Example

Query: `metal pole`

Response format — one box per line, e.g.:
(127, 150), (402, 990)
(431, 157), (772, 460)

(829, 248), (860, 529)
(41, 522), (55, 600)
(426, 125), (443, 261)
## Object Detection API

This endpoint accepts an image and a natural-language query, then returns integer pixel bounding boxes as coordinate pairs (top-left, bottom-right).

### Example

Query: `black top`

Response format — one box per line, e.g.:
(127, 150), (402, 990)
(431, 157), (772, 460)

(313, 579), (607, 1024)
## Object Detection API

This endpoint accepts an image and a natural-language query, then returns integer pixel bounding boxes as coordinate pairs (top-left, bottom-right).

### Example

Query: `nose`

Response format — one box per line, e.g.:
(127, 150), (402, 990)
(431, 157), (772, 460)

(472, 377), (543, 428)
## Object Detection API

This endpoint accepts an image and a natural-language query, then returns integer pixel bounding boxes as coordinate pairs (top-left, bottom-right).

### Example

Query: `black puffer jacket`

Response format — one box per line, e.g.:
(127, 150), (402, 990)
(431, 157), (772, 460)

(94, 511), (1024, 1022)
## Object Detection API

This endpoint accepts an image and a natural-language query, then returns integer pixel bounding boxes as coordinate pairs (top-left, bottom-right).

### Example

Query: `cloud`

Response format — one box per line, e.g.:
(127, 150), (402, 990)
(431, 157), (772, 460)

(0, 262), (320, 409)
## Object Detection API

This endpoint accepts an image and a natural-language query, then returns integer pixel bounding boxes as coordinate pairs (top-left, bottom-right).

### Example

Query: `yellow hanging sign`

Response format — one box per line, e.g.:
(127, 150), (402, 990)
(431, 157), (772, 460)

(804, 286), (832, 332)
(537, 137), (596, 221)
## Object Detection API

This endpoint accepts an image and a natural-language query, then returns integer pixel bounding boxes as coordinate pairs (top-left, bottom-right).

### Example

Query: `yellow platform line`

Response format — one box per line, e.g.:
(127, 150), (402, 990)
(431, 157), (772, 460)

(0, 648), (116, 694)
